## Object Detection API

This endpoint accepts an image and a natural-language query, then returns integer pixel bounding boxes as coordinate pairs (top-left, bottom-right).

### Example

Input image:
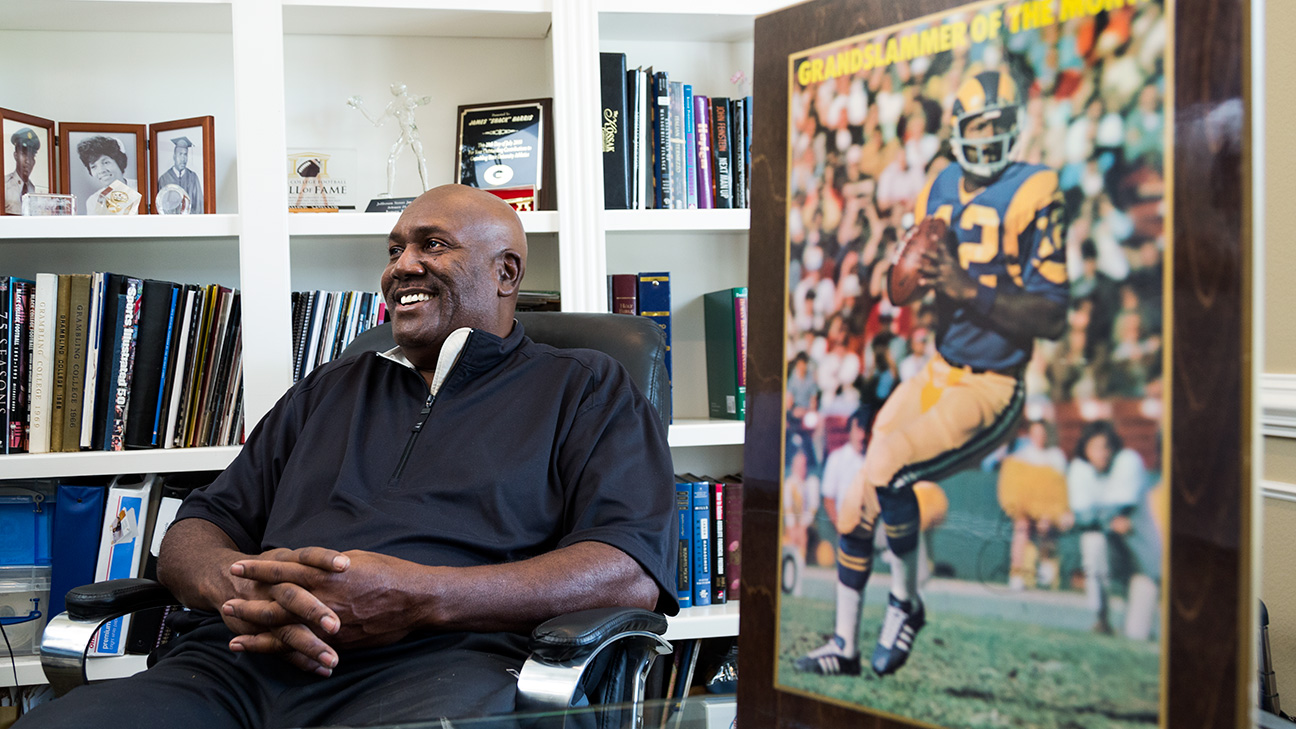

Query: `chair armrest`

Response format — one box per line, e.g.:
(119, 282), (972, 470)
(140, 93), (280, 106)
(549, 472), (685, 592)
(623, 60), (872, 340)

(41, 579), (181, 697)
(530, 607), (667, 663)
(64, 578), (178, 621)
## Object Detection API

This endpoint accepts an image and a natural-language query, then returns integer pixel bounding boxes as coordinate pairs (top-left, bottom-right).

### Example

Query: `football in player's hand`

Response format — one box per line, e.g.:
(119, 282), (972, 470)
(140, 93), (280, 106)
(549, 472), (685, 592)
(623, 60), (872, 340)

(888, 217), (949, 306)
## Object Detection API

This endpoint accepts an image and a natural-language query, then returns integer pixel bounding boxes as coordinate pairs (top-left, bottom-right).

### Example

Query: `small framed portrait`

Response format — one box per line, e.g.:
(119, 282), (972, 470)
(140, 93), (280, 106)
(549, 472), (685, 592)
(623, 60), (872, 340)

(0, 108), (56, 216)
(59, 123), (148, 215)
(149, 116), (215, 214)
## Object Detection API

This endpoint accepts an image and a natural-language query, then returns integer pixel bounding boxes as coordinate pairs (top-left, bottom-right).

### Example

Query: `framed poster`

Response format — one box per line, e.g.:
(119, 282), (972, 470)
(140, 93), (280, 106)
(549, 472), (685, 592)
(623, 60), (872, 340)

(741, 1), (1253, 728)
(454, 98), (556, 211)
(150, 116), (215, 214)
(0, 108), (56, 216)
(59, 122), (148, 215)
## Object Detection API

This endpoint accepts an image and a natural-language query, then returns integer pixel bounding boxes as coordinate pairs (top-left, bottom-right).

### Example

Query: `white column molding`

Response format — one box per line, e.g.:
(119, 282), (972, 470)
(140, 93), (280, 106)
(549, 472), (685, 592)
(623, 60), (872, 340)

(551, 0), (608, 312)
(232, 0), (294, 429)
(1262, 374), (1296, 438)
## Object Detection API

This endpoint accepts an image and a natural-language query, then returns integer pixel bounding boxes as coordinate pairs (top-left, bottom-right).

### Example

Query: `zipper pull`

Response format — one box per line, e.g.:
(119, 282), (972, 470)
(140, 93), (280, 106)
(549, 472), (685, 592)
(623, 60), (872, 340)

(412, 393), (434, 432)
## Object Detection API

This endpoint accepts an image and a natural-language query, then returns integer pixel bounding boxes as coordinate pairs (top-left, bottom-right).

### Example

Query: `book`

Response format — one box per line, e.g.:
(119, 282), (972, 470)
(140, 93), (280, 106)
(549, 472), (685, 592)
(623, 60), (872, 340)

(693, 95), (715, 209)
(743, 95), (754, 210)
(162, 287), (197, 449)
(675, 480), (693, 610)
(600, 51), (631, 210)
(125, 280), (181, 449)
(0, 279), (10, 453)
(668, 80), (687, 210)
(691, 479), (713, 607)
(703, 287), (748, 420)
(710, 97), (734, 209)
(182, 285), (219, 446)
(50, 275), (72, 452)
(60, 274), (93, 452)
(80, 273), (106, 449)
(171, 286), (208, 448)
(195, 288), (234, 446)
(634, 68), (651, 210)
(27, 273), (58, 454)
(719, 475), (743, 601)
(636, 272), (672, 379)
(652, 70), (671, 209)
(202, 293), (240, 446)
(91, 474), (157, 656)
(610, 274), (638, 315)
(106, 278), (143, 452)
(8, 278), (34, 453)
(683, 84), (698, 209)
(731, 98), (748, 209)
(90, 274), (129, 451)
(711, 480), (727, 604)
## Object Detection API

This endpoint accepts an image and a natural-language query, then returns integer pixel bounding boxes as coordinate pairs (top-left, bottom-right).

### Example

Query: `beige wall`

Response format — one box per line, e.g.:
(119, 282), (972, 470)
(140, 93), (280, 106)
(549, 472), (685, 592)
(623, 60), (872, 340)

(1266, 0), (1296, 704)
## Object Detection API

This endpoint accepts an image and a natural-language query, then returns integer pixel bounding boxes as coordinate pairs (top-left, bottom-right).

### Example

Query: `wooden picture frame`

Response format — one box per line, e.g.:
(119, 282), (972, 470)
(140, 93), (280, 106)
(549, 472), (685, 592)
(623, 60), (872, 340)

(149, 116), (215, 215)
(59, 122), (148, 215)
(0, 108), (56, 216)
(454, 97), (556, 211)
(741, 1), (1253, 728)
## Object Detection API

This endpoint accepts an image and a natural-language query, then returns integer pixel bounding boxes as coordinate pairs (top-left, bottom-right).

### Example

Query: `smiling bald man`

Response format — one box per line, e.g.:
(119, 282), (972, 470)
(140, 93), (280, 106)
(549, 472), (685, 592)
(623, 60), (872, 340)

(18, 185), (678, 729)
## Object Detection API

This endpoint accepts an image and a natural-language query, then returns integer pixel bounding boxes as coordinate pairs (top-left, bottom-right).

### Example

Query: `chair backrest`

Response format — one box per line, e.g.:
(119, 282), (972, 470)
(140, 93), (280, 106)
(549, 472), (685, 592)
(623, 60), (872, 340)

(340, 312), (672, 427)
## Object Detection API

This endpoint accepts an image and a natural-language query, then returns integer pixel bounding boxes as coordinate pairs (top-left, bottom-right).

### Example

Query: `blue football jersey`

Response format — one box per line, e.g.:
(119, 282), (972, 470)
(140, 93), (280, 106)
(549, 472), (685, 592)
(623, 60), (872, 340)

(913, 162), (1067, 372)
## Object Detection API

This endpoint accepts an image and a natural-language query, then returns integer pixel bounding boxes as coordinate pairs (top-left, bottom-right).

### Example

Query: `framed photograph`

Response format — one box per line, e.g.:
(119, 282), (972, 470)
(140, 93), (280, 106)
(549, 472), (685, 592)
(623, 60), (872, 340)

(454, 98), (555, 211)
(149, 116), (215, 215)
(741, 1), (1254, 728)
(0, 108), (56, 216)
(59, 122), (147, 215)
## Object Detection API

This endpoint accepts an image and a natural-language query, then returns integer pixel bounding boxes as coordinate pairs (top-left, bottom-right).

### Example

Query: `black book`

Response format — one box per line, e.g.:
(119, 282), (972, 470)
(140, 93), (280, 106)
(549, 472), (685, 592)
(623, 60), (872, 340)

(0, 278), (10, 454)
(625, 68), (643, 209)
(651, 69), (671, 209)
(710, 97), (734, 209)
(731, 98), (748, 209)
(125, 280), (180, 449)
(600, 52), (631, 210)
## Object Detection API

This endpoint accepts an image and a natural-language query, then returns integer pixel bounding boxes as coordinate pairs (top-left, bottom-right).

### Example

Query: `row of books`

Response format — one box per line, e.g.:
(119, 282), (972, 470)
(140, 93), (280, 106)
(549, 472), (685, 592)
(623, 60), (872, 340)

(703, 287), (748, 421)
(290, 290), (386, 383)
(600, 52), (753, 211)
(608, 272), (673, 379)
(676, 473), (743, 609)
(0, 273), (243, 455)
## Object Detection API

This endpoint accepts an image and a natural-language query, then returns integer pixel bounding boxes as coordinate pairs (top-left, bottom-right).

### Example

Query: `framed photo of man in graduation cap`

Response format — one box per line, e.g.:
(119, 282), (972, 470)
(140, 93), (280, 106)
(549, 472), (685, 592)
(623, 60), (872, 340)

(149, 116), (215, 214)
(0, 108), (55, 215)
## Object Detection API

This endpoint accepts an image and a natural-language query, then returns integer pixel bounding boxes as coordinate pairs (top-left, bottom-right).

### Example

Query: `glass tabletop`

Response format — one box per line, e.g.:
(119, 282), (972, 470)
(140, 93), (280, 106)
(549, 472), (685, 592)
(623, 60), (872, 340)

(296, 696), (736, 729)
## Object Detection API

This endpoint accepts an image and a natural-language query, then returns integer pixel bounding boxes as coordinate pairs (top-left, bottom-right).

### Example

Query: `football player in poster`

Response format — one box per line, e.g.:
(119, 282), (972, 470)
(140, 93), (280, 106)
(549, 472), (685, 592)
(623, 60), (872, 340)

(797, 70), (1069, 677)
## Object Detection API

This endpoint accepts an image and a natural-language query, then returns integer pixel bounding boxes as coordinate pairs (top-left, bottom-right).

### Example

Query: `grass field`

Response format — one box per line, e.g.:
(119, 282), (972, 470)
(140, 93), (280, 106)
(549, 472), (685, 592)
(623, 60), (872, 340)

(778, 595), (1160, 729)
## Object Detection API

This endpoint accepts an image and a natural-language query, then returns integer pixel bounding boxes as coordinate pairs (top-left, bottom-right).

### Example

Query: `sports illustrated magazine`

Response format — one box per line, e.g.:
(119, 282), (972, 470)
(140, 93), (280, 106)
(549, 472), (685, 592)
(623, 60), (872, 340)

(775, 1), (1170, 726)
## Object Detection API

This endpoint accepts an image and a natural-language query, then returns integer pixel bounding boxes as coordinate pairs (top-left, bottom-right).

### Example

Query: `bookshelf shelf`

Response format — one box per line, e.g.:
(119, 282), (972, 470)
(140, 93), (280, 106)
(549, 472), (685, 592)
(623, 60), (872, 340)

(667, 419), (745, 448)
(288, 210), (559, 237)
(0, 447), (241, 481)
(603, 209), (750, 233)
(0, 215), (241, 241)
(663, 601), (740, 641)
(281, 0), (551, 38)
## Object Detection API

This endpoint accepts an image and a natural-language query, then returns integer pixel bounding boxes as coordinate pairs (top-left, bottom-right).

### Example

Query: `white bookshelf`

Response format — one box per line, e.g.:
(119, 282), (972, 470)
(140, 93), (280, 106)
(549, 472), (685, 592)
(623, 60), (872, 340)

(0, 0), (771, 685)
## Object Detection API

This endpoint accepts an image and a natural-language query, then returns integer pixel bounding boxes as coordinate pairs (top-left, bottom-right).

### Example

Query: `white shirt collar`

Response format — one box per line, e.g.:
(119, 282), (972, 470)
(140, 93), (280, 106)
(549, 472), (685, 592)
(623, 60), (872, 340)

(377, 326), (473, 395)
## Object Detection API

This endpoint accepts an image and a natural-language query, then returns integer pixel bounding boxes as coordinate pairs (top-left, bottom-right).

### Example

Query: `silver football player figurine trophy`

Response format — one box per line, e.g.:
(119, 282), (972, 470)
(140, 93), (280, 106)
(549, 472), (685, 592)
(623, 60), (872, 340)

(347, 83), (432, 209)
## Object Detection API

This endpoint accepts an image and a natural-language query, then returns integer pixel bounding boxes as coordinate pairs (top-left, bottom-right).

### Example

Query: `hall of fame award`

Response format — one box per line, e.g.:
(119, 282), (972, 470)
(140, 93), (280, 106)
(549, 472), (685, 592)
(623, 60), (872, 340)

(455, 98), (555, 211)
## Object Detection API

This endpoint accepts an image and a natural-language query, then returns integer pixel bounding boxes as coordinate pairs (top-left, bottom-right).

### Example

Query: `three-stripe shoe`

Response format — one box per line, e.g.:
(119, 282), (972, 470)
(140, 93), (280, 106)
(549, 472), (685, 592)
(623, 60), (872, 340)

(871, 594), (925, 676)
(794, 635), (861, 676)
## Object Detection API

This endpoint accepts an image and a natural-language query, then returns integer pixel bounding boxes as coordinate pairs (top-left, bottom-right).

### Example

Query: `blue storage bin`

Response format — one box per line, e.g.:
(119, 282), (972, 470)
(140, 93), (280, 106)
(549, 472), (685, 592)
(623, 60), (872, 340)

(0, 492), (55, 566)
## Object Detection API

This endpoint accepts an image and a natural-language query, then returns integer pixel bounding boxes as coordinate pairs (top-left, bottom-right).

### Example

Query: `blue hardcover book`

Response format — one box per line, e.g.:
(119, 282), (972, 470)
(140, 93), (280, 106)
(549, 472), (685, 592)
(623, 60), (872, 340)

(683, 84), (698, 209)
(675, 481), (693, 609)
(691, 480), (713, 606)
(636, 272), (671, 381)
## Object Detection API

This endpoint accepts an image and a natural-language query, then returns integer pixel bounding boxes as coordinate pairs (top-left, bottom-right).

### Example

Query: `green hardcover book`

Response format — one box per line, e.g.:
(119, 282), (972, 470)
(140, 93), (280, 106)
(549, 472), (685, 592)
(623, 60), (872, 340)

(60, 274), (93, 452)
(703, 287), (747, 420)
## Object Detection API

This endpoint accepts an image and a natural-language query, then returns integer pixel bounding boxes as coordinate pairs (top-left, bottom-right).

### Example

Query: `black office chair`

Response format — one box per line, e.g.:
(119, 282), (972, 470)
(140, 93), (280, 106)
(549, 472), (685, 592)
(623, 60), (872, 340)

(41, 312), (675, 724)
